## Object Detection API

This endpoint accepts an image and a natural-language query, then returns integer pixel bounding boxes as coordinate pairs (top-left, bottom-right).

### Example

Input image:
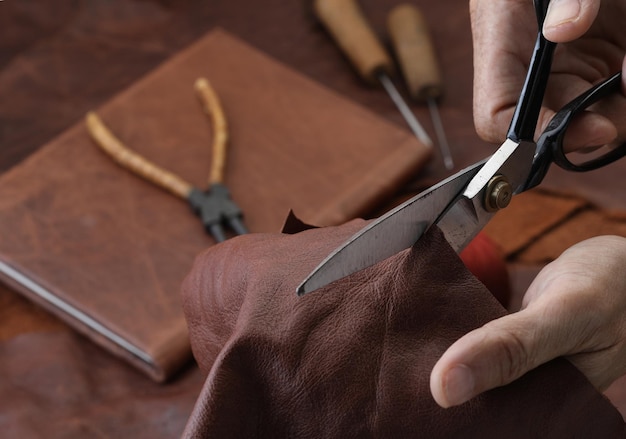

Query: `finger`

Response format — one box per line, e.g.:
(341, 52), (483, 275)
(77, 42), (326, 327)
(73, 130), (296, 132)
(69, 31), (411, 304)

(431, 237), (626, 408)
(476, 104), (558, 144)
(560, 112), (617, 152)
(430, 311), (549, 408)
(474, 88), (618, 150)
(471, 0), (536, 143)
(543, 0), (601, 42)
(430, 304), (575, 408)
(541, 73), (618, 151)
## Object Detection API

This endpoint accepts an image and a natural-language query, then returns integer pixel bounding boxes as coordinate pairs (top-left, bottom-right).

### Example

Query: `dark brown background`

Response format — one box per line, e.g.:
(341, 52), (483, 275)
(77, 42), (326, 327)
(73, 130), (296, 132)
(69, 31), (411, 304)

(1, 0), (625, 437)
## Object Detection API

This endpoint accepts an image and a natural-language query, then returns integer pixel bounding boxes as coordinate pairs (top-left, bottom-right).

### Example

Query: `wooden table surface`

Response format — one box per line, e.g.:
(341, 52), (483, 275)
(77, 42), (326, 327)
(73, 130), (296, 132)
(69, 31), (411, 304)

(1, 0), (625, 436)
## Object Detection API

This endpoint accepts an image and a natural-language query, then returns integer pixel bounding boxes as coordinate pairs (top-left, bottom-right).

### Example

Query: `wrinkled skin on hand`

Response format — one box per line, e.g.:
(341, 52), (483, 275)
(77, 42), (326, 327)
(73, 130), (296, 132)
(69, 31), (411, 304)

(431, 235), (626, 408)
(470, 0), (626, 151)
(435, 0), (626, 411)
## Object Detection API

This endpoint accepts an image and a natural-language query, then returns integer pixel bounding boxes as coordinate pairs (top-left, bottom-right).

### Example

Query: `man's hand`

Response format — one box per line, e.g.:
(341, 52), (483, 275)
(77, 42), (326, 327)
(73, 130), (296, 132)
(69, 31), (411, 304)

(470, 0), (626, 151)
(430, 236), (626, 407)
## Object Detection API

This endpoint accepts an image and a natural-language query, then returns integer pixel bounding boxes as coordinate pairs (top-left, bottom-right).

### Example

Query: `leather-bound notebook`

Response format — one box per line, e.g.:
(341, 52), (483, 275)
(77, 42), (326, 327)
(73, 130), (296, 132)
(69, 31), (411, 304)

(0, 29), (430, 381)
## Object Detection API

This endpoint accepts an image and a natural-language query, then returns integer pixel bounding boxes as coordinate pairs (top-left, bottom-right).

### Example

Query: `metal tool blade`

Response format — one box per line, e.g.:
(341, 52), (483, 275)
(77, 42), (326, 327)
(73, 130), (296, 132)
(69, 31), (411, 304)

(437, 138), (536, 252)
(296, 161), (485, 295)
(377, 71), (433, 148)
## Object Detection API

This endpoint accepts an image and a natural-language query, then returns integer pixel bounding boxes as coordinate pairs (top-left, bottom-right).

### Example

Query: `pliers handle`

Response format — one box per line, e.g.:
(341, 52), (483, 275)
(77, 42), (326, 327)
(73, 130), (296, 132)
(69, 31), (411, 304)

(86, 78), (248, 242)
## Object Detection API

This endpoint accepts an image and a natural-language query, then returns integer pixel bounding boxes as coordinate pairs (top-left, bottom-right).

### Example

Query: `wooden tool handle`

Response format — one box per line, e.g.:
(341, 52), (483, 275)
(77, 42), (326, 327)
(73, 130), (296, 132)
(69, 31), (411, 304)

(85, 111), (193, 199)
(387, 4), (442, 102)
(194, 77), (228, 185)
(314, 0), (394, 84)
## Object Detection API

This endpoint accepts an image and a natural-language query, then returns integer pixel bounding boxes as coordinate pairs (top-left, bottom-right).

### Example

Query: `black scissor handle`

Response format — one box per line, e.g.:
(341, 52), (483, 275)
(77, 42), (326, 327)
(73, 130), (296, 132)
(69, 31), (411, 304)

(549, 72), (625, 171)
(507, 0), (555, 143)
(522, 72), (625, 190)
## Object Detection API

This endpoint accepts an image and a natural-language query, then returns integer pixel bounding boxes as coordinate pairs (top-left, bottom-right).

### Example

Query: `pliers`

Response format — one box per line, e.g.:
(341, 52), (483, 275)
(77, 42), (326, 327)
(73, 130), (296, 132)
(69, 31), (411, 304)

(86, 78), (248, 242)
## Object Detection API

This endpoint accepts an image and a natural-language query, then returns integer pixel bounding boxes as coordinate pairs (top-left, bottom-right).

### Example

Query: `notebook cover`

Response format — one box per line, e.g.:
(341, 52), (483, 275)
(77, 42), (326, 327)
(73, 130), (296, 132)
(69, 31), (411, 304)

(0, 29), (431, 381)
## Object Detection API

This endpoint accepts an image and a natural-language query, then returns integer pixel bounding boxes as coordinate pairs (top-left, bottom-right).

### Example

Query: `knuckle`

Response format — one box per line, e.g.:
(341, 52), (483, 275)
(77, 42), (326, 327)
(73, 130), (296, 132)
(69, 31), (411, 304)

(474, 119), (500, 143)
(474, 120), (495, 142)
(472, 103), (503, 143)
(490, 328), (535, 384)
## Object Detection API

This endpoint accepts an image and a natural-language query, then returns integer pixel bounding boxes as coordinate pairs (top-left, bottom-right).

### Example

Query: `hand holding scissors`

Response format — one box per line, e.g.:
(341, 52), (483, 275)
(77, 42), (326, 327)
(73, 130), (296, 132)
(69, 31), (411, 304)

(472, 0), (626, 152)
(298, 0), (625, 295)
(298, 0), (626, 408)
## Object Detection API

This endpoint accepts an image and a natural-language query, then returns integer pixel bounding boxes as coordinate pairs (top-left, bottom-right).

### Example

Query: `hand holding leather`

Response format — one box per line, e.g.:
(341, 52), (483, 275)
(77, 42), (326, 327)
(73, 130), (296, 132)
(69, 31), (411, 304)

(180, 219), (625, 438)
(432, 235), (626, 407)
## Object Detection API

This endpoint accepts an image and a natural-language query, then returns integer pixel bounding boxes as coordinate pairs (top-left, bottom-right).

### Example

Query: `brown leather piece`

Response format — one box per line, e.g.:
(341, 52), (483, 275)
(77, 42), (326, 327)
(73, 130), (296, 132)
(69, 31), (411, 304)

(519, 209), (626, 263)
(484, 189), (590, 256)
(484, 188), (626, 264)
(0, 331), (203, 438)
(180, 221), (625, 437)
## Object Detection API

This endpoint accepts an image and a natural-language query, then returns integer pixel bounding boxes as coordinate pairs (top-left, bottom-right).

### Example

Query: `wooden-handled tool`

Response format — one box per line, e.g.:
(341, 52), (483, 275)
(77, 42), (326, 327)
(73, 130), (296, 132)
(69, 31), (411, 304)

(387, 4), (454, 169)
(314, 0), (433, 148)
(314, 0), (394, 84)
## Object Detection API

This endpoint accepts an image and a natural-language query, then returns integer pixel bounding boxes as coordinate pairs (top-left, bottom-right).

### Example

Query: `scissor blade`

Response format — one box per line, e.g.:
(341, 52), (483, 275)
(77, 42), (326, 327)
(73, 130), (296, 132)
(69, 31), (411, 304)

(437, 138), (537, 252)
(296, 161), (485, 295)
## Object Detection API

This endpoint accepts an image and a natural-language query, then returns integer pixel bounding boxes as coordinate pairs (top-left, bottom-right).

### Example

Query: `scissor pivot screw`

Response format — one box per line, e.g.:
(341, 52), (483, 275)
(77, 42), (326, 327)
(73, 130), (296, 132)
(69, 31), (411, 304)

(485, 175), (512, 212)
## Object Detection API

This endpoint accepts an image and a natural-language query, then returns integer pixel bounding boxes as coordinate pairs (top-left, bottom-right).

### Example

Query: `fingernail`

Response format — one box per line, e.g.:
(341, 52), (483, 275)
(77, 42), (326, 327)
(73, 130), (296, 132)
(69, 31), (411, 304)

(443, 365), (475, 406)
(545, 0), (581, 28)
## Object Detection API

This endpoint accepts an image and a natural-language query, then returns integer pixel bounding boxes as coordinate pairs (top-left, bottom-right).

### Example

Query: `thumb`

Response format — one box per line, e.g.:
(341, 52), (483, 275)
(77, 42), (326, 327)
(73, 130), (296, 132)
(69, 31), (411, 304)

(429, 307), (569, 408)
(542, 0), (601, 42)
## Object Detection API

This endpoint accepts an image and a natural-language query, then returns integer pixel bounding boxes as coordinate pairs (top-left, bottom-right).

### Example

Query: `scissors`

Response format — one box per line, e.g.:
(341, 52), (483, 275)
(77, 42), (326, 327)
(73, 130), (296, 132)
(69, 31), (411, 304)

(297, 0), (626, 295)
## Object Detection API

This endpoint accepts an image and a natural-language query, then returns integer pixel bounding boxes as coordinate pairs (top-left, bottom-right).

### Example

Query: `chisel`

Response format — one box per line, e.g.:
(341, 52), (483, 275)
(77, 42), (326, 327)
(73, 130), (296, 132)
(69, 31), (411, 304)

(314, 0), (433, 148)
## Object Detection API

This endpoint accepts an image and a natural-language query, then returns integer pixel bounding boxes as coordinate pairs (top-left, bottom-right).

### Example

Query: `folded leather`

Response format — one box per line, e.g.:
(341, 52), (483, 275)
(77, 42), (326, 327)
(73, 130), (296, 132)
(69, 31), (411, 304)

(180, 220), (625, 437)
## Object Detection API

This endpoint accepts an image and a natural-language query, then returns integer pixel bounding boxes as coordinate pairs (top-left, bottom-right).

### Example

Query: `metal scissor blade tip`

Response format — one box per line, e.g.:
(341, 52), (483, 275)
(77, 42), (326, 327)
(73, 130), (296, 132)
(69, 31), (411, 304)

(296, 269), (331, 296)
(295, 243), (368, 296)
(296, 279), (316, 296)
(295, 161), (486, 297)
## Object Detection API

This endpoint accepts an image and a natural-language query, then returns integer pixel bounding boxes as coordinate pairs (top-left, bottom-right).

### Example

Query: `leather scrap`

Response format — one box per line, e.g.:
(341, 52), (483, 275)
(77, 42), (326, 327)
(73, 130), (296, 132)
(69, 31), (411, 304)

(483, 189), (589, 256)
(180, 220), (625, 437)
(519, 209), (626, 263)
(484, 188), (626, 263)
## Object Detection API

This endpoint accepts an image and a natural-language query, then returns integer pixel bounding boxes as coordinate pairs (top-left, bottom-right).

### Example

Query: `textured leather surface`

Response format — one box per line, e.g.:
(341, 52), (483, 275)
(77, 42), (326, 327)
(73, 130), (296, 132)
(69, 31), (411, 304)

(180, 221), (626, 438)
(0, 29), (429, 381)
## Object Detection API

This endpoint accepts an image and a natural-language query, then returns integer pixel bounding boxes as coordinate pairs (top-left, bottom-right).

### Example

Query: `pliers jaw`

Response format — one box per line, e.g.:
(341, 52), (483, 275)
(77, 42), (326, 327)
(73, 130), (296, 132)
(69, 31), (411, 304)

(188, 185), (248, 242)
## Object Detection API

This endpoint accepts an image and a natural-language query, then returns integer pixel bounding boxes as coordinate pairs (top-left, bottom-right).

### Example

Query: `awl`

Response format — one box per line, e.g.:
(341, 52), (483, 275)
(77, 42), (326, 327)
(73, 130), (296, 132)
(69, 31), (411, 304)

(387, 4), (454, 169)
(314, 0), (433, 148)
